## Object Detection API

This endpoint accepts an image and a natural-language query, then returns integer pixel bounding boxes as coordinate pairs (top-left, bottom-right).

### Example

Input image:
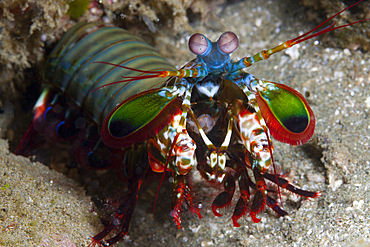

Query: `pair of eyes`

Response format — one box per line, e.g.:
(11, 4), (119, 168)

(188, 31), (239, 56)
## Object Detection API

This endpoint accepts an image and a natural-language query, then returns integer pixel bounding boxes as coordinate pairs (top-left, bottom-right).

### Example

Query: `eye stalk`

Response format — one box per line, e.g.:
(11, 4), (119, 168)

(217, 31), (238, 55)
(189, 33), (212, 56)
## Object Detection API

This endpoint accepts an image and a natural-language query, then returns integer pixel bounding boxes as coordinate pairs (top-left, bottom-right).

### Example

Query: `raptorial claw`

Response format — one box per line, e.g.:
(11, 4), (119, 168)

(250, 211), (261, 223)
(231, 197), (247, 227)
(211, 172), (235, 217)
(89, 193), (137, 246)
(231, 168), (250, 227)
(170, 175), (201, 229)
(248, 166), (268, 223)
(212, 191), (233, 217)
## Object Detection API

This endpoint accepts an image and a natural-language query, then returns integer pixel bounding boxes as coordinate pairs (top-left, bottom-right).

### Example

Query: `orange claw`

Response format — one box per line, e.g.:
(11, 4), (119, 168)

(232, 218), (241, 228)
(250, 211), (261, 223)
(212, 205), (223, 217)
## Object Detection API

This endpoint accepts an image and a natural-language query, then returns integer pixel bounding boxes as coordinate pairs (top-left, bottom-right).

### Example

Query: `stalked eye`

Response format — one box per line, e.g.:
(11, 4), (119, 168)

(217, 31), (238, 55)
(189, 33), (212, 56)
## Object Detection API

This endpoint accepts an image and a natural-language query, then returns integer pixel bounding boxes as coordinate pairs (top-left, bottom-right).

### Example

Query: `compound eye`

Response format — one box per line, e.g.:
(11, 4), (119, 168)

(217, 31), (238, 55)
(189, 33), (211, 56)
